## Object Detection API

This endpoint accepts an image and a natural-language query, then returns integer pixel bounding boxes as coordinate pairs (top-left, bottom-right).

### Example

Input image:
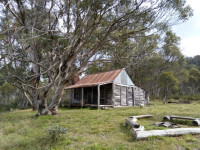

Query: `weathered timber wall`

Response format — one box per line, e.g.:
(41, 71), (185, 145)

(127, 87), (133, 106)
(121, 86), (127, 106)
(113, 84), (145, 106)
(114, 85), (121, 106)
(133, 86), (145, 106)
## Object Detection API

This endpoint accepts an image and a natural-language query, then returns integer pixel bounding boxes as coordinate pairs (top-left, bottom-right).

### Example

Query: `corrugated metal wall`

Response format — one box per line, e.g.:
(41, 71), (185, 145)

(114, 70), (134, 86)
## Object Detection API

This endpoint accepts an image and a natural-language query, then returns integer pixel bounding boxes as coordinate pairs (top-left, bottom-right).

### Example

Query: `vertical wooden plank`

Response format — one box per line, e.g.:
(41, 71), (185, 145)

(126, 87), (128, 106)
(121, 86), (127, 106)
(81, 87), (84, 107)
(98, 85), (100, 109)
(92, 86), (93, 104)
(132, 87), (135, 106)
(120, 86), (121, 106)
(112, 83), (115, 105)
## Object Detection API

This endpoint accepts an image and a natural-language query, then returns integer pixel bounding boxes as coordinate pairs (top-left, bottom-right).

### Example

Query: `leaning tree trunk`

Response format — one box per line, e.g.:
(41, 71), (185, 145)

(48, 76), (69, 115)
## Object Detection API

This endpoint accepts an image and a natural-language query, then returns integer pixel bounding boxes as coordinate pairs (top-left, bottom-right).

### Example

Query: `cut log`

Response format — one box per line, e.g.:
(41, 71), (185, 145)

(132, 125), (145, 132)
(130, 115), (153, 119)
(134, 128), (200, 140)
(192, 119), (200, 126)
(163, 115), (196, 121)
(126, 118), (140, 128)
(163, 116), (171, 121)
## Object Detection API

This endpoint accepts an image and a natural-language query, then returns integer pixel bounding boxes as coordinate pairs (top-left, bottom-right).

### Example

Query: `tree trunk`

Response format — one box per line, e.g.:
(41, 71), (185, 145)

(163, 95), (166, 104)
(36, 81), (55, 116)
(146, 92), (150, 104)
(30, 42), (41, 111)
(163, 88), (167, 104)
(32, 95), (39, 111)
(48, 76), (68, 115)
(36, 98), (49, 116)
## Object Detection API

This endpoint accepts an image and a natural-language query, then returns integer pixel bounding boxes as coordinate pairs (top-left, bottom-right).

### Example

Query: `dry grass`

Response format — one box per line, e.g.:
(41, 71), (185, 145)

(1, 100), (200, 150)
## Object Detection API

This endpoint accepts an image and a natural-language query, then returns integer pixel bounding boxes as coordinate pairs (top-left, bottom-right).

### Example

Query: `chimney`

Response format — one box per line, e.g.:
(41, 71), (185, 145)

(72, 74), (80, 85)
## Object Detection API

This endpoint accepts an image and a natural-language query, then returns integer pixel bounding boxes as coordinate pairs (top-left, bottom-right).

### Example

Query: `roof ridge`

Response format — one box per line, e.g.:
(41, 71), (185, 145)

(84, 68), (124, 76)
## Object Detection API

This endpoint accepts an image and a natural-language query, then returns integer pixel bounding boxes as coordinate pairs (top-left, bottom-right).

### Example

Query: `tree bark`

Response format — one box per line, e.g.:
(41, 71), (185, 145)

(48, 76), (68, 115)
(30, 44), (41, 111)
(32, 98), (39, 111)
(36, 92), (49, 116)
(146, 92), (150, 104)
(163, 95), (166, 104)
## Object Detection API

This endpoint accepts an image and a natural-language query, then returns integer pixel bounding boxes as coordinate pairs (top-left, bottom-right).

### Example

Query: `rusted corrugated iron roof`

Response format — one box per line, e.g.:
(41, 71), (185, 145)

(66, 68), (123, 89)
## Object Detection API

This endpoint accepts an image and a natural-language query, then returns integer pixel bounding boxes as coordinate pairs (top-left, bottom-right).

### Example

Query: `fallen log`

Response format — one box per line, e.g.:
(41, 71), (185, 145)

(192, 119), (200, 126)
(130, 115), (153, 119)
(126, 118), (145, 131)
(163, 115), (196, 121)
(163, 115), (200, 126)
(126, 115), (153, 131)
(126, 118), (140, 128)
(134, 128), (200, 140)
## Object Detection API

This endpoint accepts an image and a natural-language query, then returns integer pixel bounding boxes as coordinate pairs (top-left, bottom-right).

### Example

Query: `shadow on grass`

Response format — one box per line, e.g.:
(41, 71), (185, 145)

(59, 106), (97, 110)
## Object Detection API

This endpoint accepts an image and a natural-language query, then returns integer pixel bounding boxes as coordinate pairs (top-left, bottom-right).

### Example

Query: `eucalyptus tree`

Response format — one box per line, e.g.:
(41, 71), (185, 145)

(0, 0), (192, 115)
(158, 71), (179, 104)
(188, 68), (200, 94)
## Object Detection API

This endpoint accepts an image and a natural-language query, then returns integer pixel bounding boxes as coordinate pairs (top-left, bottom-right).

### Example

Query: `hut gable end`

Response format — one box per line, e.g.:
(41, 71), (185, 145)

(114, 69), (134, 86)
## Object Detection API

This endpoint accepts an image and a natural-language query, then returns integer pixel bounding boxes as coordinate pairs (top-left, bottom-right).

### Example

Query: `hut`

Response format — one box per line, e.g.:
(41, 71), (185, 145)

(66, 68), (146, 108)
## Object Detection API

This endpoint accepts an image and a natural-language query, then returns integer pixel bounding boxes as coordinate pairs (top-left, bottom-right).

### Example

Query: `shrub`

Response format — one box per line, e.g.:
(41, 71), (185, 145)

(47, 125), (67, 142)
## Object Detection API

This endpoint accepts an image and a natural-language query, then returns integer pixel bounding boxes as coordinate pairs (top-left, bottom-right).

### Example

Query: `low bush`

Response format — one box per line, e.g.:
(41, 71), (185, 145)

(46, 125), (67, 142)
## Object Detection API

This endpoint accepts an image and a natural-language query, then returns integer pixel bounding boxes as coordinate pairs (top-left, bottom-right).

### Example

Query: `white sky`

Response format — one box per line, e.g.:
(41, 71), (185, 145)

(172, 0), (200, 57)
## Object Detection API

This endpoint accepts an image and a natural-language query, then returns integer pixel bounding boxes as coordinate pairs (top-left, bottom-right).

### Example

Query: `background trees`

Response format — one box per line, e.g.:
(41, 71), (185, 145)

(0, 0), (194, 114)
(158, 72), (179, 104)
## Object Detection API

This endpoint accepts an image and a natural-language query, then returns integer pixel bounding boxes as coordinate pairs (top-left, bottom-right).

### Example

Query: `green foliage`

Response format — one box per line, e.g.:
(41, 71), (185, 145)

(181, 95), (200, 101)
(159, 72), (179, 91)
(187, 55), (200, 70)
(47, 125), (67, 142)
(158, 72), (179, 101)
(0, 82), (16, 105)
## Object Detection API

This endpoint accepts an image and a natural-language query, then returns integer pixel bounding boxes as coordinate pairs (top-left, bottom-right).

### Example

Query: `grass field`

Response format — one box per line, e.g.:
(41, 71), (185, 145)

(1, 100), (200, 150)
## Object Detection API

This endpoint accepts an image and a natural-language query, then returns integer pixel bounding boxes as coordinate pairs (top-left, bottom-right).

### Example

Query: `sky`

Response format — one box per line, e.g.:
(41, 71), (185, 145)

(172, 0), (200, 57)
